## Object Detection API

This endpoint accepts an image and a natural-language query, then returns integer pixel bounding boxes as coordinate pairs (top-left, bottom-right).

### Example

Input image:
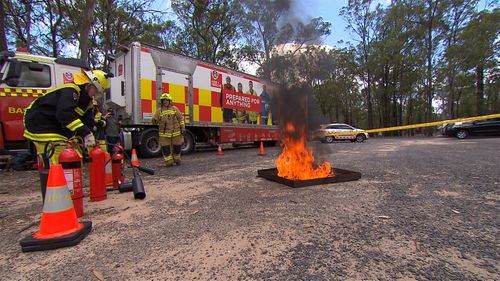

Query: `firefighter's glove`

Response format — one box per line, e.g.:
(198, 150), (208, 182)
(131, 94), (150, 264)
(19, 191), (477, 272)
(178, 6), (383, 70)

(181, 128), (186, 135)
(84, 133), (96, 147)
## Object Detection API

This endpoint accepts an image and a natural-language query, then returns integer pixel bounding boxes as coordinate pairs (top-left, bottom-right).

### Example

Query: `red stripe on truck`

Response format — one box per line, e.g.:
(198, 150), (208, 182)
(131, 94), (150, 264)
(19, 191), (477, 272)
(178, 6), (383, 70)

(197, 63), (261, 83)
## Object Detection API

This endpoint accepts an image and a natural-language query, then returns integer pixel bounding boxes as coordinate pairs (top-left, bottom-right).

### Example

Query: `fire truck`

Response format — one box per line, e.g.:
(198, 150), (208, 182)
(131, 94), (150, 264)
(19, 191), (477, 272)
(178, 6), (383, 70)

(0, 43), (279, 156)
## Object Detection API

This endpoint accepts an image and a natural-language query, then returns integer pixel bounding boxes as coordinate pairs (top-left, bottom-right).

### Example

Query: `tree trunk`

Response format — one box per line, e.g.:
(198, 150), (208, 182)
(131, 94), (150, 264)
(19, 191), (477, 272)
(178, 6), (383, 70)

(392, 92), (398, 136)
(367, 71), (374, 129)
(79, 0), (96, 63)
(0, 0), (7, 51)
(407, 94), (413, 136)
(448, 75), (455, 119)
(51, 0), (64, 58)
(476, 64), (484, 116)
(424, 0), (437, 136)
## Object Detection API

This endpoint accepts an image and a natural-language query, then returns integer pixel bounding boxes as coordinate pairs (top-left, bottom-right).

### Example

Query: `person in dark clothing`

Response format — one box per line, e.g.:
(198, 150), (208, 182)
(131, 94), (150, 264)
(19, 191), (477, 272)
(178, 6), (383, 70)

(104, 108), (121, 153)
(220, 76), (235, 123)
(91, 99), (107, 152)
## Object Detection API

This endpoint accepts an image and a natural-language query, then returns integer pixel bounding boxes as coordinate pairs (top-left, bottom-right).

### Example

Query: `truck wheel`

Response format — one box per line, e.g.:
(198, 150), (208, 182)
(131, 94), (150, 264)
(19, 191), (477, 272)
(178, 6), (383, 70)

(181, 132), (195, 154)
(139, 131), (161, 158)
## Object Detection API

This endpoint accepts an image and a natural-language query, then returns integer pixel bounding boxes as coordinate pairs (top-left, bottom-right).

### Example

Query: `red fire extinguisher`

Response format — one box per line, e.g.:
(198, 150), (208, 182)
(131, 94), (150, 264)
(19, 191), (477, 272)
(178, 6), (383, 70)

(89, 146), (106, 202)
(59, 145), (84, 217)
(112, 145), (125, 190)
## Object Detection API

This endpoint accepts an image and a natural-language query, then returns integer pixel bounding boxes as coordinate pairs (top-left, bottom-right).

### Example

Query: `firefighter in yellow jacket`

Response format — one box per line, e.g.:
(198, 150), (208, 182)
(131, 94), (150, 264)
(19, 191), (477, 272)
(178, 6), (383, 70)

(152, 93), (185, 166)
(24, 70), (111, 166)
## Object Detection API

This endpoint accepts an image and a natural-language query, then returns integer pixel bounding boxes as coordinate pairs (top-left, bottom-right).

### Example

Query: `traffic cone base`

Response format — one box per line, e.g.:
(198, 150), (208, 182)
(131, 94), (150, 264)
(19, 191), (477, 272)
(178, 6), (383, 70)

(217, 144), (224, 156)
(20, 221), (92, 252)
(19, 164), (92, 252)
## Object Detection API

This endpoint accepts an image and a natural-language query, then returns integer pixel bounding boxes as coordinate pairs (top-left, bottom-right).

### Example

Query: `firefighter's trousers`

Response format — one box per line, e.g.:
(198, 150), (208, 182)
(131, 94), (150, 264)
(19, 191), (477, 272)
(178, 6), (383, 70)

(33, 141), (66, 168)
(159, 136), (183, 166)
(86, 139), (107, 155)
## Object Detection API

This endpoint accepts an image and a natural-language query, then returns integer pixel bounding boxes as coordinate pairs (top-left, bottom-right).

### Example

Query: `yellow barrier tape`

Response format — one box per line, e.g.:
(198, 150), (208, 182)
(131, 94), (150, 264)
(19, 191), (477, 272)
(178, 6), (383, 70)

(327, 113), (500, 137)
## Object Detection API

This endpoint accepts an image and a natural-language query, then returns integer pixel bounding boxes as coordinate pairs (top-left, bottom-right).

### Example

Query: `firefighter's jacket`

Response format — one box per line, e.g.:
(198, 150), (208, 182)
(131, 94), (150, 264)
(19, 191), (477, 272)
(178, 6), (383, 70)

(93, 110), (106, 140)
(152, 105), (185, 138)
(24, 84), (94, 142)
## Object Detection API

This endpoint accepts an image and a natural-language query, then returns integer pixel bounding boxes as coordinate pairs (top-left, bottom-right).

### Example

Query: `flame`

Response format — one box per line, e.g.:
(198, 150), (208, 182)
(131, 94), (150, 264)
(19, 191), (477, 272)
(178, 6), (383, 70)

(275, 122), (333, 180)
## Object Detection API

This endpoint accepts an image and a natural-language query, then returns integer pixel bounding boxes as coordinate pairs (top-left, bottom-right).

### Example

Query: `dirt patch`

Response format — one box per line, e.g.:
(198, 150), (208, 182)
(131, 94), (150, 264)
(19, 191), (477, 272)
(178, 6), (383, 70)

(0, 137), (499, 280)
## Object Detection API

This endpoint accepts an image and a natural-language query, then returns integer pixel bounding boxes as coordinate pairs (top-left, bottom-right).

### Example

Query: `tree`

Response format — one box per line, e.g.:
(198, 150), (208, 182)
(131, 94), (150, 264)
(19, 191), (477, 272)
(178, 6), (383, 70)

(241, 0), (330, 80)
(440, 0), (478, 118)
(314, 48), (362, 125)
(408, 0), (445, 134)
(79, 0), (95, 63)
(32, 0), (66, 57)
(171, 0), (243, 68)
(341, 0), (376, 129)
(61, 0), (168, 67)
(4, 0), (34, 50)
(458, 8), (500, 115)
(0, 0), (8, 51)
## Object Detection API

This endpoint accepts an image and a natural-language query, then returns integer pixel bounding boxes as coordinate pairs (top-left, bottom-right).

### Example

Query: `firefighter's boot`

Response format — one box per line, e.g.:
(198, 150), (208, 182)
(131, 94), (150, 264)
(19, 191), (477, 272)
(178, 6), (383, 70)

(173, 145), (182, 166)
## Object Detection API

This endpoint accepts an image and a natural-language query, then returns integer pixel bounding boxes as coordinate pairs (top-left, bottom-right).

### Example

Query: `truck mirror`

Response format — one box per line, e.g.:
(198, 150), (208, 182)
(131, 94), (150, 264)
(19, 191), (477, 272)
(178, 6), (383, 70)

(28, 62), (44, 72)
(5, 59), (22, 86)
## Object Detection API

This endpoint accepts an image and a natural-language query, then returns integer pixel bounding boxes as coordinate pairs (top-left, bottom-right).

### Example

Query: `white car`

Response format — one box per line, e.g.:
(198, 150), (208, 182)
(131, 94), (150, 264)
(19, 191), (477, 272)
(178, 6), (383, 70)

(315, 123), (369, 143)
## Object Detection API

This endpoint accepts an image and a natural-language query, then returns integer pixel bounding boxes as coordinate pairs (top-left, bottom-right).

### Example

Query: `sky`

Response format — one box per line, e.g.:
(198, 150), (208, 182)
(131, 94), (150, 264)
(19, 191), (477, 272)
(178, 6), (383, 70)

(285, 0), (492, 47)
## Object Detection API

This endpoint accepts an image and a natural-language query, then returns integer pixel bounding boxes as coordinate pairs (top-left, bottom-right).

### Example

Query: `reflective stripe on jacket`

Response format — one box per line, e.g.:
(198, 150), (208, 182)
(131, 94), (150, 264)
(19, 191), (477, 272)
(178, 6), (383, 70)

(23, 84), (93, 142)
(152, 105), (185, 138)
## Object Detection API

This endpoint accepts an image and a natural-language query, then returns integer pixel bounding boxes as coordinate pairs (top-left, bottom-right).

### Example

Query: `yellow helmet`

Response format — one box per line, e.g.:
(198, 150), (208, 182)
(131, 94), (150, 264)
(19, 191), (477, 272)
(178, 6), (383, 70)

(88, 70), (111, 93)
(73, 70), (111, 94)
(160, 93), (172, 101)
(73, 72), (90, 85)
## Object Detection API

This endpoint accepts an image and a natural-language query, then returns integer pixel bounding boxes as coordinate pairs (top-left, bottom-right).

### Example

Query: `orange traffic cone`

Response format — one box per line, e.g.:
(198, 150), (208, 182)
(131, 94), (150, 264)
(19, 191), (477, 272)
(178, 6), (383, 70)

(131, 148), (139, 167)
(105, 153), (113, 187)
(259, 141), (265, 156)
(217, 144), (224, 156)
(19, 164), (92, 252)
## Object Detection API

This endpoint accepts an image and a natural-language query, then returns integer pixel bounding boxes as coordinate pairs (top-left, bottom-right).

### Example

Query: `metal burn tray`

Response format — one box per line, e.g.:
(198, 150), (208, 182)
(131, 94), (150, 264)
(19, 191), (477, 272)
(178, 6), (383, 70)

(257, 168), (361, 188)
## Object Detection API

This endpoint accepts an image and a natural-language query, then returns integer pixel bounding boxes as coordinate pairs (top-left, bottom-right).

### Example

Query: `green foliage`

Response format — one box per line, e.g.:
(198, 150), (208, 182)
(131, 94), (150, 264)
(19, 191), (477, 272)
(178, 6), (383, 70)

(170, 0), (243, 68)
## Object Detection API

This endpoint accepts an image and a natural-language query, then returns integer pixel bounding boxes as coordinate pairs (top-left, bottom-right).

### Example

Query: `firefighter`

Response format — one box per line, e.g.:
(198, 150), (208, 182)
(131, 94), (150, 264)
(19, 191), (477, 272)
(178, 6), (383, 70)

(91, 99), (107, 153)
(23, 70), (111, 166)
(152, 93), (185, 166)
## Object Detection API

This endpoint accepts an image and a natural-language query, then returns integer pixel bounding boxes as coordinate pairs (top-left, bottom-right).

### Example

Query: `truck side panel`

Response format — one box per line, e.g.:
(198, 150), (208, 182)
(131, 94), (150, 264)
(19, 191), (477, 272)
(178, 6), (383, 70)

(220, 127), (279, 142)
(139, 49), (191, 122)
(137, 47), (273, 125)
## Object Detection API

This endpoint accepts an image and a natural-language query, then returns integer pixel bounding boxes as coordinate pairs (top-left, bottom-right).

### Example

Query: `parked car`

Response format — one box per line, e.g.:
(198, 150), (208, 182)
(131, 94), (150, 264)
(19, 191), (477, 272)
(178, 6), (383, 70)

(440, 123), (455, 135)
(314, 123), (369, 143)
(443, 118), (500, 139)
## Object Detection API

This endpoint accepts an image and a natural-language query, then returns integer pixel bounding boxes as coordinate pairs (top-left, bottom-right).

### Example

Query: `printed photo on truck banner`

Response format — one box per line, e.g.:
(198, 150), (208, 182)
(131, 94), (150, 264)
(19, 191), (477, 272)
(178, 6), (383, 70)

(222, 90), (262, 112)
(210, 70), (222, 88)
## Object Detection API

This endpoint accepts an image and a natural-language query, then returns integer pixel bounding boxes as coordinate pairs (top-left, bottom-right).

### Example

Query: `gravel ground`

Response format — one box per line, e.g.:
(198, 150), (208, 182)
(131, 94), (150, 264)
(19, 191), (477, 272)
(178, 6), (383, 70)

(0, 136), (498, 280)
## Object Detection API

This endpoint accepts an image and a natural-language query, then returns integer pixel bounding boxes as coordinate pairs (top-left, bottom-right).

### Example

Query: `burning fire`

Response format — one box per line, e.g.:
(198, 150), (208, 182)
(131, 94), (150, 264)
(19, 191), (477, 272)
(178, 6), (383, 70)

(275, 122), (333, 180)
